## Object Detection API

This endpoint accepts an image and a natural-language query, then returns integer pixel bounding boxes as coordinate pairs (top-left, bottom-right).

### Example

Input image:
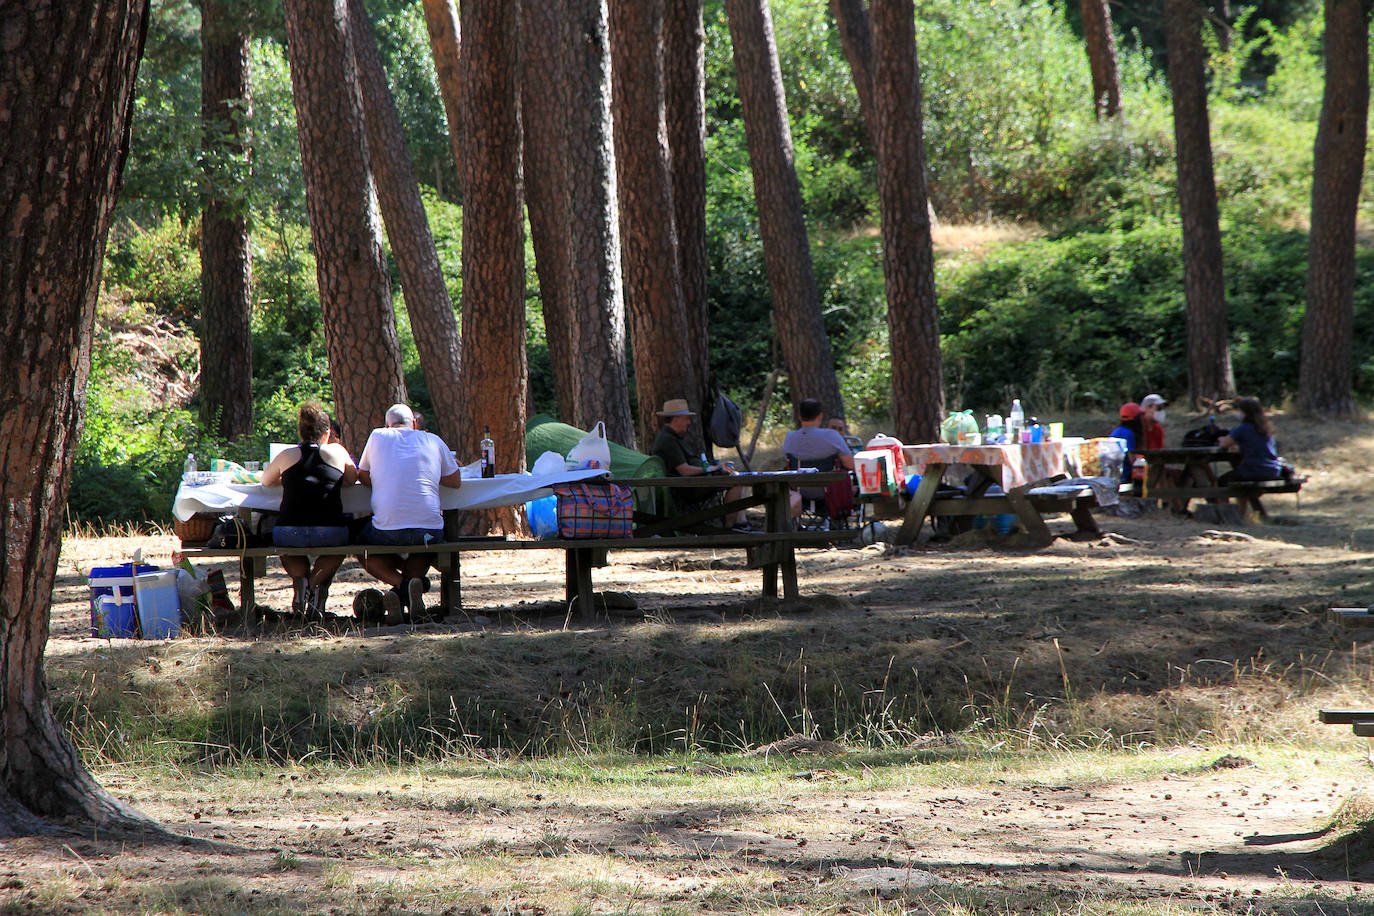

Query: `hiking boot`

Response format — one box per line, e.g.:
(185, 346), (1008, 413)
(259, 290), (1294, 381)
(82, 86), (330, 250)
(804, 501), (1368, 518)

(405, 577), (426, 621)
(291, 577), (311, 616)
(353, 588), (385, 623)
(381, 588), (404, 625)
(307, 582), (330, 621)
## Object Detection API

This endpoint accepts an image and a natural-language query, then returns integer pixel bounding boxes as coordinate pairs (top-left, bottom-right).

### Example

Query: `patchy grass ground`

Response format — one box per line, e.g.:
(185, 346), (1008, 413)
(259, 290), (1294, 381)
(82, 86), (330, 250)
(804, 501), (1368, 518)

(13, 410), (1374, 914)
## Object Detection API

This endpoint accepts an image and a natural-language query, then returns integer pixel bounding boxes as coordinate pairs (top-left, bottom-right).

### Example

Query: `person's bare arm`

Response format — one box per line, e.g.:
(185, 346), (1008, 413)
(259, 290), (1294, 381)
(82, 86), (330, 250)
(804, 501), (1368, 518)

(323, 442), (358, 486)
(439, 469), (462, 487)
(838, 451), (855, 472)
(356, 468), (372, 487)
(1217, 434), (1236, 449)
(259, 448), (298, 487)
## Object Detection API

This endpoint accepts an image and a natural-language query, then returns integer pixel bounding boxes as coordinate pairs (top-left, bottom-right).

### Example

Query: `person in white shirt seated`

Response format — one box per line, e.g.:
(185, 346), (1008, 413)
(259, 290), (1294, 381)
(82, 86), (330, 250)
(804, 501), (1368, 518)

(782, 399), (855, 519)
(353, 403), (461, 623)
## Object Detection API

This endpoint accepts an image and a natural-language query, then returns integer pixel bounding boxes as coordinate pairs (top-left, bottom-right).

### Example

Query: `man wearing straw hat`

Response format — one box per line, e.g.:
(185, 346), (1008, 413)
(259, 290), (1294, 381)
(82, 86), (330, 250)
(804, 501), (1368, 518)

(650, 398), (752, 532)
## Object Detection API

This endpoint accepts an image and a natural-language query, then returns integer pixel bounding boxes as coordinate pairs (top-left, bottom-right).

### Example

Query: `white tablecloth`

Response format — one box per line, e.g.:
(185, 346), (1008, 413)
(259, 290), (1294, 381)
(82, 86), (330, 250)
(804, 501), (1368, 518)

(173, 467), (609, 521)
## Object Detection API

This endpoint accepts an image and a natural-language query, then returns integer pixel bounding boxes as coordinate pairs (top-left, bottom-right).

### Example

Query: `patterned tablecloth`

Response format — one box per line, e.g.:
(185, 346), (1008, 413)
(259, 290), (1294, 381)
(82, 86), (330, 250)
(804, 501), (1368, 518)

(901, 442), (1066, 491)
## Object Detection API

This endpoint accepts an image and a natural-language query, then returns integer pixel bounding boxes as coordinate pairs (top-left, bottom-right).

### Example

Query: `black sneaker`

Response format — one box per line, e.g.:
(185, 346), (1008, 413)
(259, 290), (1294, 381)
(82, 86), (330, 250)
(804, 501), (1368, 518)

(405, 578), (425, 620)
(353, 588), (385, 623)
(382, 589), (404, 625)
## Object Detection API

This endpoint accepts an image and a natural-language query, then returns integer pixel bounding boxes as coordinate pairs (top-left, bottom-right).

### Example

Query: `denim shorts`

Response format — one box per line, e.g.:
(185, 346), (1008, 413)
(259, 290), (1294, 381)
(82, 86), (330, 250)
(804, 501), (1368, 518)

(272, 525), (350, 548)
(359, 522), (443, 547)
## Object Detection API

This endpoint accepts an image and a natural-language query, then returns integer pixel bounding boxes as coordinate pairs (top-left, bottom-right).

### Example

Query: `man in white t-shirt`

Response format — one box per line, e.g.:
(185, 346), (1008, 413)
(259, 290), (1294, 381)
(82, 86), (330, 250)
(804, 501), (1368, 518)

(354, 403), (461, 622)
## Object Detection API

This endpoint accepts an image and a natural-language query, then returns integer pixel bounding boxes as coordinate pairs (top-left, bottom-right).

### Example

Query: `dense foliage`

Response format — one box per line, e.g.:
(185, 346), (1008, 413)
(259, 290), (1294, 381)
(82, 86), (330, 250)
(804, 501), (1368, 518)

(78, 0), (1370, 526)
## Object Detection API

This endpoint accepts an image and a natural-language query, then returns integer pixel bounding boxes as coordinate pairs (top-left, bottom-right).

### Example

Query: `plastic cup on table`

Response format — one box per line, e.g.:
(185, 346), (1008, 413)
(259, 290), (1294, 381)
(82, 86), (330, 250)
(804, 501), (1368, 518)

(1048, 422), (1064, 441)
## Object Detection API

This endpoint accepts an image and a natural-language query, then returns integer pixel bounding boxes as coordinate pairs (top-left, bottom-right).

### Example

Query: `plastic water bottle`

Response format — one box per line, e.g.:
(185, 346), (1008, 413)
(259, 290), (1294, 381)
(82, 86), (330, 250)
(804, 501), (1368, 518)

(986, 414), (1003, 444)
(480, 426), (495, 478)
(182, 453), (197, 480)
(1008, 399), (1025, 442)
(700, 452), (711, 472)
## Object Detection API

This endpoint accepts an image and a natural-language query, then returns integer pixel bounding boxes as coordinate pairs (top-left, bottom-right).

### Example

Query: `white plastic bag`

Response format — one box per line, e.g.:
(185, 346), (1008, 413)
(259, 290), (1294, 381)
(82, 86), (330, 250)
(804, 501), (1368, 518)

(567, 421), (612, 470)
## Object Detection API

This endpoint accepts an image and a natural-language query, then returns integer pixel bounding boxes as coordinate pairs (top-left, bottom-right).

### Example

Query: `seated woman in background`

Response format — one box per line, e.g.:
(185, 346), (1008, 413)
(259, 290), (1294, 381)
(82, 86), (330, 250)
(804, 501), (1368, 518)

(261, 403), (358, 618)
(1217, 397), (1282, 484)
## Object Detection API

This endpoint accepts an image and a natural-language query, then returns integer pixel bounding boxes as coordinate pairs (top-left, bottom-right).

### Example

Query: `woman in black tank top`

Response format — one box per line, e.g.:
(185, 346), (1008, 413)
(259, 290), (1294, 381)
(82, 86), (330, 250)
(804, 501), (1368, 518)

(261, 404), (358, 618)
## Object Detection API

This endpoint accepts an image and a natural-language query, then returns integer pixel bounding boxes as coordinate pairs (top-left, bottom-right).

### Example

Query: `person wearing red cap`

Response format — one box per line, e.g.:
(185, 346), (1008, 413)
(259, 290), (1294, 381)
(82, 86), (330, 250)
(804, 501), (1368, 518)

(1110, 403), (1144, 484)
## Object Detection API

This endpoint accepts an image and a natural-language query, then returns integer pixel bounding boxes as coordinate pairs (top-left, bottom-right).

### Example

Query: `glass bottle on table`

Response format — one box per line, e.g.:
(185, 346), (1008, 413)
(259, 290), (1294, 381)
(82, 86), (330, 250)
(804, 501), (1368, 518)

(480, 426), (495, 478)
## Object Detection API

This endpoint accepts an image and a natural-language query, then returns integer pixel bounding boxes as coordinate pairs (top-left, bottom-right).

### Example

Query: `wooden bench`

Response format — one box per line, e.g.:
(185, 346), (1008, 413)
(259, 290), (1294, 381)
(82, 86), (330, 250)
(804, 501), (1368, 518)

(1327, 607), (1374, 629)
(1318, 709), (1374, 738)
(179, 528), (856, 625)
(1146, 477), (1306, 517)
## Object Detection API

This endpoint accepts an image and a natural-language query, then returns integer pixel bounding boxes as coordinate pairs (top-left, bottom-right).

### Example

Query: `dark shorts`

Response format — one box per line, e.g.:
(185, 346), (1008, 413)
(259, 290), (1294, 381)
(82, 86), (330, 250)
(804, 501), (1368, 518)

(674, 487), (726, 512)
(272, 525), (349, 548)
(358, 522), (443, 548)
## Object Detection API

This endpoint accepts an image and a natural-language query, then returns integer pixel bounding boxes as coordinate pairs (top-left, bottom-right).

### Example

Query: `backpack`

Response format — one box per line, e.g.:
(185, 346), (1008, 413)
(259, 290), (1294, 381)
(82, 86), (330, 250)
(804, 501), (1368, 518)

(1182, 421), (1225, 447)
(706, 390), (743, 449)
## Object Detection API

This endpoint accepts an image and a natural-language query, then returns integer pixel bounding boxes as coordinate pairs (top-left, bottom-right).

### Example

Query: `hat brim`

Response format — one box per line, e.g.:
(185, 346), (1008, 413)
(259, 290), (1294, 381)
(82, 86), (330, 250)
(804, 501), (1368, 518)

(656, 410), (696, 417)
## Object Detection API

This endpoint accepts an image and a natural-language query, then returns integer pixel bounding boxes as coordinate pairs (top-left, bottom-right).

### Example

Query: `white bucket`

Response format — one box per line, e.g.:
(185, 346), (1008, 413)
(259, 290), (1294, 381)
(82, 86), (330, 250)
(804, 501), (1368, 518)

(134, 570), (181, 639)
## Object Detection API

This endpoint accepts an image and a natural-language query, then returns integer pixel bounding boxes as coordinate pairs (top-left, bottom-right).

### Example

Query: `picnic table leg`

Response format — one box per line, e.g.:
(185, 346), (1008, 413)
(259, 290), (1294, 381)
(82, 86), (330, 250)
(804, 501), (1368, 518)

(1068, 498), (1101, 537)
(435, 551), (460, 617)
(572, 547), (595, 622)
(896, 469), (943, 546)
(759, 483), (783, 598)
(239, 554), (264, 617)
(1005, 487), (1052, 546)
(770, 482), (800, 599)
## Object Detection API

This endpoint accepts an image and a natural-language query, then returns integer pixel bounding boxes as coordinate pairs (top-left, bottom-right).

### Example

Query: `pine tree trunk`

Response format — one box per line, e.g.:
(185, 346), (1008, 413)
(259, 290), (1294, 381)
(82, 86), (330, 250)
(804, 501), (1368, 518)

(724, 0), (844, 420)
(199, 0), (254, 440)
(830, 0), (877, 141)
(1080, 0), (1121, 119)
(349, 0), (464, 447)
(1165, 0), (1235, 408)
(870, 0), (943, 444)
(521, 0), (579, 423)
(420, 0), (464, 182)
(609, 0), (702, 450)
(565, 0), (634, 446)
(459, 0), (527, 533)
(664, 0), (713, 435)
(284, 0), (407, 457)
(0, 0), (160, 836)
(1298, 0), (1369, 417)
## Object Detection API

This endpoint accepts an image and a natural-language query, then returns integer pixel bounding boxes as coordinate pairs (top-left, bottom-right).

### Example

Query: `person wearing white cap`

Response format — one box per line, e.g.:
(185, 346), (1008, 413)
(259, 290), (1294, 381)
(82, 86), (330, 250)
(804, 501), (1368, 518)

(353, 403), (462, 622)
(650, 398), (752, 531)
(1139, 393), (1168, 450)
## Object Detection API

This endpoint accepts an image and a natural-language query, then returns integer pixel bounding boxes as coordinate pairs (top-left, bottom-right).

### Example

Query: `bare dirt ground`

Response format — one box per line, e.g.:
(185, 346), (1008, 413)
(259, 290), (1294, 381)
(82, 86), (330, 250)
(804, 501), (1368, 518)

(11, 413), (1374, 913)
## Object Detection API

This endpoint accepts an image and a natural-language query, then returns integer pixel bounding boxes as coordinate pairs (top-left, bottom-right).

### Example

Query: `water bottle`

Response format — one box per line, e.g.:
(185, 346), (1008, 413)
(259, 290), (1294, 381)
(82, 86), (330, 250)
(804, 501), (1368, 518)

(700, 452), (711, 473)
(1008, 399), (1025, 443)
(480, 426), (495, 478)
(182, 453), (197, 480)
(985, 414), (1003, 444)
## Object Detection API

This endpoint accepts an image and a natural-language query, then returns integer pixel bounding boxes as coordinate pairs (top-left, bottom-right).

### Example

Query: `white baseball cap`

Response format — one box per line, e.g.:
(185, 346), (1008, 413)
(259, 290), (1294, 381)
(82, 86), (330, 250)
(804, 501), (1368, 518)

(1140, 393), (1168, 409)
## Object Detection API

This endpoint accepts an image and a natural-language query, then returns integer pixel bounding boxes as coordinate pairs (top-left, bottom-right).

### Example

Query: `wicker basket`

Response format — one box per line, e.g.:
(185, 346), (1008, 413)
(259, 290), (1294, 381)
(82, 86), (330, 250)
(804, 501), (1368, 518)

(174, 513), (217, 545)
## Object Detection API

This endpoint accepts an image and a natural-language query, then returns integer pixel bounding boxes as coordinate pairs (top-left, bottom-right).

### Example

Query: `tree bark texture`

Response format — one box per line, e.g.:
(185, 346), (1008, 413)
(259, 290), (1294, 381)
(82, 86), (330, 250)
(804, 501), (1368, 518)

(419, 0), (464, 186)
(0, 0), (161, 835)
(564, 0), (633, 446)
(870, 0), (943, 444)
(830, 0), (877, 144)
(350, 0), (464, 447)
(664, 0), (712, 434)
(1080, 0), (1121, 119)
(199, 0), (254, 440)
(609, 0), (702, 450)
(459, 0), (527, 532)
(521, 0), (579, 424)
(1164, 0), (1235, 408)
(284, 0), (407, 457)
(1298, 0), (1369, 417)
(724, 0), (844, 419)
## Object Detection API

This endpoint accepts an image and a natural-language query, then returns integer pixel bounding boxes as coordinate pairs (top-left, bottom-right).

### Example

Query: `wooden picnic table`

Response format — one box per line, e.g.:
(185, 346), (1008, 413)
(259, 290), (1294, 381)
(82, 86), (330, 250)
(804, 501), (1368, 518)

(893, 442), (1103, 547)
(1138, 446), (1304, 517)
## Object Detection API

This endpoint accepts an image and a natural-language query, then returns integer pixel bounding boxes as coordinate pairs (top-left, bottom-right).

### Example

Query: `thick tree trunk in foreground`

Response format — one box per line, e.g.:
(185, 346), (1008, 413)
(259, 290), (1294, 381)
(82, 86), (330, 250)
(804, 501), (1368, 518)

(284, 0), (407, 456)
(870, 0), (943, 444)
(1080, 0), (1121, 120)
(1165, 0), (1235, 408)
(459, 0), (526, 532)
(199, 0), (254, 440)
(564, 0), (633, 445)
(0, 0), (157, 835)
(1298, 0), (1369, 417)
(350, 0), (464, 446)
(420, 0), (464, 183)
(725, 0), (844, 419)
(521, 0), (579, 423)
(664, 0), (712, 435)
(609, 0), (702, 450)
